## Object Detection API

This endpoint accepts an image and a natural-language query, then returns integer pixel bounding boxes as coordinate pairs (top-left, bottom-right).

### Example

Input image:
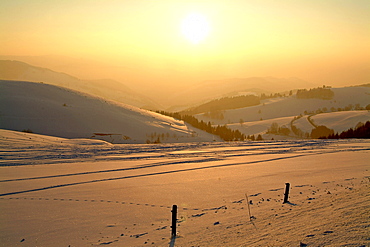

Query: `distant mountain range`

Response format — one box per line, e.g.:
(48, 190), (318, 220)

(167, 77), (316, 111)
(1, 76), (368, 142)
(0, 60), (160, 110)
(1, 59), (319, 111)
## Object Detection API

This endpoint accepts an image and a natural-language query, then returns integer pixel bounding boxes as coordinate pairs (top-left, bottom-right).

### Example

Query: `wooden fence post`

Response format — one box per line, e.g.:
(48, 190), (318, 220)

(171, 205), (177, 238)
(283, 183), (290, 203)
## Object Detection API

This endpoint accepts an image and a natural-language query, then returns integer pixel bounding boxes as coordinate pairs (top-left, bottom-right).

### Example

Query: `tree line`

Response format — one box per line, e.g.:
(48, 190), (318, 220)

(319, 121), (370, 139)
(156, 111), (246, 141)
(180, 95), (260, 115)
(266, 122), (291, 136)
(296, 86), (334, 100)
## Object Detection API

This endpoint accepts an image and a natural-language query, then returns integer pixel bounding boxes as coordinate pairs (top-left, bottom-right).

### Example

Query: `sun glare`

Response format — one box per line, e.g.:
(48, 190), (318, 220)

(181, 12), (210, 45)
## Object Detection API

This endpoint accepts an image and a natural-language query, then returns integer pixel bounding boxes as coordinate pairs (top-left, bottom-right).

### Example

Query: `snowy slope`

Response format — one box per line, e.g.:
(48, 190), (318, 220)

(193, 86), (369, 139)
(196, 86), (370, 125)
(0, 129), (111, 147)
(228, 116), (294, 139)
(0, 60), (159, 109)
(294, 115), (316, 135)
(0, 80), (219, 143)
(311, 111), (370, 133)
(226, 111), (370, 140)
(1, 133), (369, 246)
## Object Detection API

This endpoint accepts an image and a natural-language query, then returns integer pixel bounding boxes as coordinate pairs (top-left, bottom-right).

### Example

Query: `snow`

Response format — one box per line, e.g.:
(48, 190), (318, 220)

(1, 130), (369, 246)
(294, 115), (315, 135)
(0, 72), (369, 246)
(0, 80), (219, 143)
(196, 86), (370, 125)
(227, 110), (370, 141)
(312, 110), (370, 133)
(228, 116), (294, 139)
(195, 86), (370, 140)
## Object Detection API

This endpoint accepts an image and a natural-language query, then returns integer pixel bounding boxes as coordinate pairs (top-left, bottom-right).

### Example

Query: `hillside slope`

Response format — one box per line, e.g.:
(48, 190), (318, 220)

(0, 60), (159, 109)
(226, 111), (370, 140)
(311, 111), (370, 133)
(0, 80), (219, 143)
(192, 86), (370, 140)
(196, 86), (370, 125)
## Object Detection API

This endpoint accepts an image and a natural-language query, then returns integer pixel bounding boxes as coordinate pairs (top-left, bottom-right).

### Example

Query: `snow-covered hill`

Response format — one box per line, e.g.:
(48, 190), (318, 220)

(228, 116), (295, 140)
(197, 87), (369, 124)
(228, 111), (369, 140)
(195, 86), (369, 139)
(311, 111), (370, 133)
(0, 60), (160, 109)
(0, 80), (219, 143)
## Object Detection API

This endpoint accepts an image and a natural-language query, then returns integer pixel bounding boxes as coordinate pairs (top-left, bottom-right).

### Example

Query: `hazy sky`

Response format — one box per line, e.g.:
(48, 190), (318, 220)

(1, 0), (369, 86)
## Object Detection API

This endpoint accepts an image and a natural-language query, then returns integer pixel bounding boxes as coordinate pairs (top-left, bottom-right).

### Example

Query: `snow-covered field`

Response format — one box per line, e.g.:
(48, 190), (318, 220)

(1, 129), (369, 246)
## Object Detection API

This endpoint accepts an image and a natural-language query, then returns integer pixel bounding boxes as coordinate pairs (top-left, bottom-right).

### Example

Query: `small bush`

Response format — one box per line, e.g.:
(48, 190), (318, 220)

(311, 126), (334, 139)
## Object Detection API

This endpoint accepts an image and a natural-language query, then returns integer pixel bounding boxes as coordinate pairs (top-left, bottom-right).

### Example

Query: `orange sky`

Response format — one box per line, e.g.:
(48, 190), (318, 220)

(1, 0), (369, 87)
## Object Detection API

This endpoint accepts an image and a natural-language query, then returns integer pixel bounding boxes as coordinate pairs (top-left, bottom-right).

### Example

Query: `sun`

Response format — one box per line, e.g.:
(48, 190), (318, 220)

(181, 12), (210, 45)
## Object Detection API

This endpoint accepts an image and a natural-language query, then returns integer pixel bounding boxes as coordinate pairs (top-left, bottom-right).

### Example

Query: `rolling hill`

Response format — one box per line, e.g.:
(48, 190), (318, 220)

(0, 60), (160, 109)
(0, 80), (219, 143)
(194, 86), (370, 140)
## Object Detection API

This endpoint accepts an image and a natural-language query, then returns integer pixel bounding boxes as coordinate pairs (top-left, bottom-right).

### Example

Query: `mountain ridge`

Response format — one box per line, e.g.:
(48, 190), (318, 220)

(0, 60), (160, 110)
(1, 58), (319, 110)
